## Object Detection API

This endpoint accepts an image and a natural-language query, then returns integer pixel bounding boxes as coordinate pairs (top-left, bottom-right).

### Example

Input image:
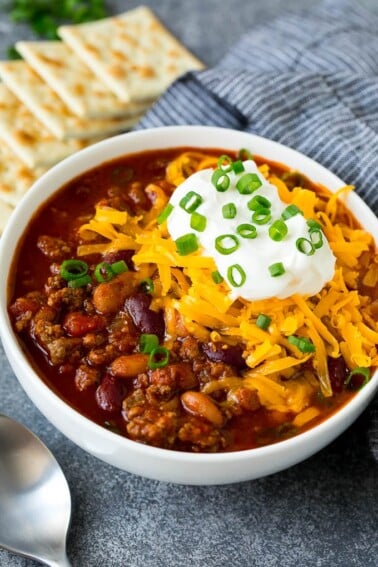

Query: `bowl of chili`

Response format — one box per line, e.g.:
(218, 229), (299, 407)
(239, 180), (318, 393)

(0, 126), (377, 485)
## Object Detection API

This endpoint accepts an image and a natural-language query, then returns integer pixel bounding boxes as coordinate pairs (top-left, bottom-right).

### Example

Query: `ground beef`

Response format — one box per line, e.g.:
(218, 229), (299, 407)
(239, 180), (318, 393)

(75, 364), (101, 392)
(178, 418), (226, 452)
(37, 235), (72, 260)
(47, 287), (86, 311)
(125, 405), (178, 448)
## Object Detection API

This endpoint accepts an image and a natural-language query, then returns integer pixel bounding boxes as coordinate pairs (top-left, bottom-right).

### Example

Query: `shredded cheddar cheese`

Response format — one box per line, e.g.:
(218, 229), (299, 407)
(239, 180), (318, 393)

(76, 150), (378, 421)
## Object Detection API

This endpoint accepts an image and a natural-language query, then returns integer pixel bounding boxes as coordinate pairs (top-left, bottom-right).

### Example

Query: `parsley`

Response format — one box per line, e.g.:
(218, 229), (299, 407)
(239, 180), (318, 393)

(7, 0), (107, 58)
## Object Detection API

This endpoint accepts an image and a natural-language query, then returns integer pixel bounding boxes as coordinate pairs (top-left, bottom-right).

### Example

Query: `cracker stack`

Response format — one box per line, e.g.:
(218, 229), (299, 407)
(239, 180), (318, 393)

(0, 5), (204, 232)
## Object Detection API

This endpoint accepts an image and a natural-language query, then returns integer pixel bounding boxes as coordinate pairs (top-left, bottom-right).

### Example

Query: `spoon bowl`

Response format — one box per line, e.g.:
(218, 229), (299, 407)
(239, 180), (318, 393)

(0, 415), (71, 566)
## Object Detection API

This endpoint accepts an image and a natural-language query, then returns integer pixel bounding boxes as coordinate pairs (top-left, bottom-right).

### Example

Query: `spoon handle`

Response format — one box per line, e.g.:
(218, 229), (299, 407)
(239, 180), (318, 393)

(47, 556), (72, 567)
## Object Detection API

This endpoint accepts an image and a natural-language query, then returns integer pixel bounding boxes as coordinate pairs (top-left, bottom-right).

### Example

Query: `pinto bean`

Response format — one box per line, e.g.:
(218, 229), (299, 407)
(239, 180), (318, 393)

(181, 391), (224, 427)
(124, 293), (165, 338)
(111, 353), (149, 378)
(202, 342), (246, 369)
(93, 272), (136, 314)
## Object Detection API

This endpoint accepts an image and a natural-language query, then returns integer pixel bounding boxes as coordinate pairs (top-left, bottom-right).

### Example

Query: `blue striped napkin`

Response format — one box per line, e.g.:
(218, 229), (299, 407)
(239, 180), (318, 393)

(137, 0), (378, 458)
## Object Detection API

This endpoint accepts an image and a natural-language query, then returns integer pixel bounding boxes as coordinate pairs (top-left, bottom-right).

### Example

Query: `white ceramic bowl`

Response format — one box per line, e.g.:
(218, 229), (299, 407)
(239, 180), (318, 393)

(0, 126), (377, 485)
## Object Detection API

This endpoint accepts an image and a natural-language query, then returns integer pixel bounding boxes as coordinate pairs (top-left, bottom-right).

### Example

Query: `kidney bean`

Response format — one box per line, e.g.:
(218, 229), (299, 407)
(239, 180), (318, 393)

(103, 250), (134, 270)
(95, 374), (128, 413)
(124, 293), (165, 339)
(63, 312), (107, 337)
(202, 342), (246, 369)
(328, 356), (348, 393)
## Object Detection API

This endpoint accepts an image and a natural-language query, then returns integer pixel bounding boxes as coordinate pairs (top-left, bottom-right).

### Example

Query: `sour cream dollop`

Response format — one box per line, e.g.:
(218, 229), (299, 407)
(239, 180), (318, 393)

(167, 160), (336, 300)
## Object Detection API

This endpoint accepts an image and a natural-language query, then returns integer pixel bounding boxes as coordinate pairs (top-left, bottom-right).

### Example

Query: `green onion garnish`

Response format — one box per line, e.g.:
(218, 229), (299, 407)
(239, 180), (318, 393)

(247, 195), (271, 210)
(175, 233), (199, 256)
(140, 278), (154, 294)
(236, 173), (262, 194)
(256, 314), (271, 330)
(67, 274), (91, 288)
(94, 261), (114, 283)
(215, 234), (239, 255)
(157, 203), (174, 224)
(269, 262), (285, 277)
(110, 260), (128, 275)
(222, 203), (237, 219)
(309, 228), (323, 249)
(238, 148), (253, 161)
(281, 204), (302, 220)
(211, 270), (224, 284)
(232, 160), (245, 174)
(252, 209), (272, 225)
(236, 223), (257, 239)
(61, 259), (88, 281)
(296, 237), (315, 256)
(217, 155), (233, 172)
(307, 219), (322, 231)
(344, 367), (370, 390)
(211, 169), (230, 192)
(269, 220), (288, 241)
(227, 264), (246, 287)
(179, 191), (203, 213)
(148, 346), (170, 369)
(190, 212), (207, 232)
(288, 335), (315, 353)
(140, 333), (159, 354)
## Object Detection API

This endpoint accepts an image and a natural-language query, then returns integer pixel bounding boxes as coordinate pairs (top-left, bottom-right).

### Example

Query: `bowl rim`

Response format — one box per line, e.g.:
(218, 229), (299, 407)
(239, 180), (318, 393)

(0, 124), (377, 466)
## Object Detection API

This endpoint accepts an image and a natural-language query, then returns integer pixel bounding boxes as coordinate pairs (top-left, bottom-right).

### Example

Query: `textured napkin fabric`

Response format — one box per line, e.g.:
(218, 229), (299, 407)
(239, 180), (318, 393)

(137, 0), (378, 459)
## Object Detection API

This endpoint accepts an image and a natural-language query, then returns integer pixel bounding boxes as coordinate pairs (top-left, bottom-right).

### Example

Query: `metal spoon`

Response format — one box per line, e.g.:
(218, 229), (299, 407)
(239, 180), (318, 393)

(0, 415), (72, 566)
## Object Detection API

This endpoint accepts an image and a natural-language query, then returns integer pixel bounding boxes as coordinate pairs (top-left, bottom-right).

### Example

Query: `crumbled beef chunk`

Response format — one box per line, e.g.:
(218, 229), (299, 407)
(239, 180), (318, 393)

(47, 287), (86, 311)
(178, 418), (226, 452)
(75, 364), (101, 392)
(125, 406), (178, 448)
(37, 235), (72, 260)
(179, 336), (201, 361)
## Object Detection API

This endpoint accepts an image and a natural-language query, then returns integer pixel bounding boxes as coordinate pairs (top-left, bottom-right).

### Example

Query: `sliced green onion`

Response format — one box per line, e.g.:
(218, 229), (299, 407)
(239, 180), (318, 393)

(157, 203), (174, 224)
(252, 209), (272, 225)
(236, 173), (262, 194)
(175, 233), (199, 256)
(140, 278), (154, 294)
(211, 169), (230, 192)
(296, 237), (315, 256)
(215, 234), (239, 255)
(211, 270), (224, 284)
(236, 223), (257, 239)
(148, 346), (170, 369)
(139, 333), (159, 354)
(217, 154), (233, 172)
(61, 259), (88, 281)
(94, 261), (114, 283)
(307, 219), (322, 231)
(256, 314), (271, 330)
(247, 195), (272, 210)
(281, 204), (302, 220)
(68, 274), (91, 288)
(232, 160), (245, 174)
(345, 367), (370, 390)
(222, 203), (237, 219)
(179, 191), (203, 213)
(288, 335), (315, 353)
(269, 220), (288, 241)
(309, 228), (323, 249)
(269, 262), (285, 277)
(238, 148), (253, 161)
(110, 260), (128, 275)
(190, 212), (207, 232)
(227, 264), (246, 287)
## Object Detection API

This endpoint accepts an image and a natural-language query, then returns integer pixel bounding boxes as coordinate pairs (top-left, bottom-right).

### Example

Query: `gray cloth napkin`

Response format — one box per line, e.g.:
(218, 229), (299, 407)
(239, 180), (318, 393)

(137, 0), (378, 459)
